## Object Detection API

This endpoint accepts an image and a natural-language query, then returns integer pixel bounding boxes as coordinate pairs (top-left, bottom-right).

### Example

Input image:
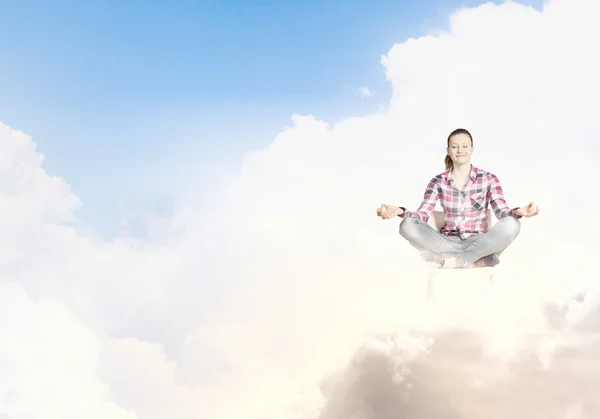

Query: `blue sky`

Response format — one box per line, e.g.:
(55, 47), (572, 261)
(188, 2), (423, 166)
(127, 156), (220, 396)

(0, 0), (543, 238)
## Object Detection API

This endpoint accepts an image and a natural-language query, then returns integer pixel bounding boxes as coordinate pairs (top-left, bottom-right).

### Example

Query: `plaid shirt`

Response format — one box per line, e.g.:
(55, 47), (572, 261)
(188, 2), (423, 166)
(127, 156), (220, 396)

(399, 165), (521, 239)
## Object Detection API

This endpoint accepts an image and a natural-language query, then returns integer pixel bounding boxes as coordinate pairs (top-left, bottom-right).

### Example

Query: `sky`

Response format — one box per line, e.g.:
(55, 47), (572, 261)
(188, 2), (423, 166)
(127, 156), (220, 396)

(2, 0), (600, 418)
(0, 0), (544, 238)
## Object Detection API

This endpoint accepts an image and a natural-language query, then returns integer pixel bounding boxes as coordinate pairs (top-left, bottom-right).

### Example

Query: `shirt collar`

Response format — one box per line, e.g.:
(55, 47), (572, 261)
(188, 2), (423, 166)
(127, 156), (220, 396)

(443, 164), (478, 182)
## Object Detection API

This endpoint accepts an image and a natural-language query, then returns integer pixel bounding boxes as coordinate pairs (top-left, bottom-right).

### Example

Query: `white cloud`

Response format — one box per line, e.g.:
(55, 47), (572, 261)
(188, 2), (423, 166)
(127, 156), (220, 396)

(1, 0), (600, 418)
(0, 282), (137, 419)
(358, 86), (374, 98)
(345, 84), (374, 98)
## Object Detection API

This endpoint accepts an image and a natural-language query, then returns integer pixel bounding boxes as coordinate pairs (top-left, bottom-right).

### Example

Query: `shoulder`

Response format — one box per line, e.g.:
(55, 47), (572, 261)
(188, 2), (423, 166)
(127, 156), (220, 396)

(427, 173), (446, 187)
(431, 169), (450, 183)
(472, 166), (498, 181)
(425, 173), (450, 195)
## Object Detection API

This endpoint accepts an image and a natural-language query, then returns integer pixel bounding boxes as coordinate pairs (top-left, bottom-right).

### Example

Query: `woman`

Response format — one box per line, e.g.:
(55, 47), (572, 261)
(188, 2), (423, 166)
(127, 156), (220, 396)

(376, 128), (539, 268)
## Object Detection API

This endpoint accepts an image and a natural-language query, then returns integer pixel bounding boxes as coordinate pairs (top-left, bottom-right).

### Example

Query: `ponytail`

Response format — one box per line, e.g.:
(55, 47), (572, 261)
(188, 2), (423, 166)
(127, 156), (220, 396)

(444, 154), (453, 171)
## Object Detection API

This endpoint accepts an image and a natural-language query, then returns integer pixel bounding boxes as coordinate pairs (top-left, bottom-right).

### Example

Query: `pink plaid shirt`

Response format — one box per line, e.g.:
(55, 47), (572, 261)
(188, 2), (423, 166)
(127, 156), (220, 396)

(399, 165), (521, 239)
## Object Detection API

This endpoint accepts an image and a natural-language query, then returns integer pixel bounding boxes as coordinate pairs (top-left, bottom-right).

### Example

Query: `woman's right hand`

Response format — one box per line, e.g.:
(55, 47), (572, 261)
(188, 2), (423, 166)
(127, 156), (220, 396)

(377, 204), (403, 219)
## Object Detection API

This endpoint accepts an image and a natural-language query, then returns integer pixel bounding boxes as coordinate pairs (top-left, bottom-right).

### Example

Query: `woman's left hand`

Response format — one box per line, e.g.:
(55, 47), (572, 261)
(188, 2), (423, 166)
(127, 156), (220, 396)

(516, 202), (540, 217)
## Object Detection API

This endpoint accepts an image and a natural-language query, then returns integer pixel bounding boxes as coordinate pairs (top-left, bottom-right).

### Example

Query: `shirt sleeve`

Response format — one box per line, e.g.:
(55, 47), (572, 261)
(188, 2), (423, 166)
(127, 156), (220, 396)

(487, 174), (522, 220)
(398, 178), (439, 222)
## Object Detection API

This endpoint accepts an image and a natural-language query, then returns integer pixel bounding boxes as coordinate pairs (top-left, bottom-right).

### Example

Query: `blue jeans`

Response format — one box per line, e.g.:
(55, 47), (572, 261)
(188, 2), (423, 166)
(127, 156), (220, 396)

(398, 214), (521, 265)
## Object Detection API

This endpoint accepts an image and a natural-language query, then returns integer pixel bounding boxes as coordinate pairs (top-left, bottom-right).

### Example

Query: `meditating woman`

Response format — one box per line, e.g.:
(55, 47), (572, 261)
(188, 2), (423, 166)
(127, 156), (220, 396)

(376, 128), (539, 268)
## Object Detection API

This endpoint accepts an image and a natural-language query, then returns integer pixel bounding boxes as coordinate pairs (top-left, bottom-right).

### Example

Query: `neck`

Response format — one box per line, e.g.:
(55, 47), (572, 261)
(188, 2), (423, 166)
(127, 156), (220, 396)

(451, 163), (471, 179)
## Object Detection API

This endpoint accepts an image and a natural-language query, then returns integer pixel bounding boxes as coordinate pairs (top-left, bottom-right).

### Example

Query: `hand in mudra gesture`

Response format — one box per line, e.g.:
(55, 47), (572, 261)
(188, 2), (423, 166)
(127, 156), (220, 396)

(516, 202), (540, 217)
(377, 204), (403, 219)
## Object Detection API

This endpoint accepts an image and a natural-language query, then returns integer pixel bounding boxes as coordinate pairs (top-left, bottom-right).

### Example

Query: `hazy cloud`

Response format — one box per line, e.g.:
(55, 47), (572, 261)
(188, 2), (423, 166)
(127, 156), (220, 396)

(0, 0), (599, 418)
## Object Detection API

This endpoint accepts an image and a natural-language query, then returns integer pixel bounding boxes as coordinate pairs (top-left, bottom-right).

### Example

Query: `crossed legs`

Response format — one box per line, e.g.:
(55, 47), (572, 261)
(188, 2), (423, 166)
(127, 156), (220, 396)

(398, 214), (521, 267)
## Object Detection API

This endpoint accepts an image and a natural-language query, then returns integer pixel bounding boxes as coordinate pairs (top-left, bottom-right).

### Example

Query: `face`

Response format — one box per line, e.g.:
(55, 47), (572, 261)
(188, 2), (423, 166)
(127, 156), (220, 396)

(447, 133), (473, 165)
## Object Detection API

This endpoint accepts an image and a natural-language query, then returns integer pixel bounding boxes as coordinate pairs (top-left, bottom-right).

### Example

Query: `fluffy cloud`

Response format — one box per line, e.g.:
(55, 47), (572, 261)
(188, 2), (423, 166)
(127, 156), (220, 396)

(0, 282), (137, 419)
(1, 0), (599, 418)
(345, 85), (374, 98)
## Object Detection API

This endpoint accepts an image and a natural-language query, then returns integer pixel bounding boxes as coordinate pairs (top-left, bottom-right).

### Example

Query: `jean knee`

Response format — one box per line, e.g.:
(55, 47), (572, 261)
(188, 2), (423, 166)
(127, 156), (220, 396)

(399, 216), (419, 241)
(501, 216), (521, 238)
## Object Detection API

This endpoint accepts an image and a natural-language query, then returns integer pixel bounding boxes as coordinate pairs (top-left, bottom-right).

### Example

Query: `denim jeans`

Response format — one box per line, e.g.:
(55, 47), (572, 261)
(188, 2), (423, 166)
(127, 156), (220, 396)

(398, 213), (521, 265)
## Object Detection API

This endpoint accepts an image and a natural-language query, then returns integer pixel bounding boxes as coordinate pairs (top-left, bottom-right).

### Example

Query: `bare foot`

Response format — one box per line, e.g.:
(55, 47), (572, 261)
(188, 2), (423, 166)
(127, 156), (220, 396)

(441, 257), (473, 269)
(473, 254), (500, 268)
(420, 251), (444, 267)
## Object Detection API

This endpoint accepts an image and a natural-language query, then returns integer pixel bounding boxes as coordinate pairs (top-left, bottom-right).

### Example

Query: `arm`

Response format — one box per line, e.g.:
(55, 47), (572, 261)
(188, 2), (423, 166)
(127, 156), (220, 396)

(398, 178), (439, 222)
(487, 174), (522, 220)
